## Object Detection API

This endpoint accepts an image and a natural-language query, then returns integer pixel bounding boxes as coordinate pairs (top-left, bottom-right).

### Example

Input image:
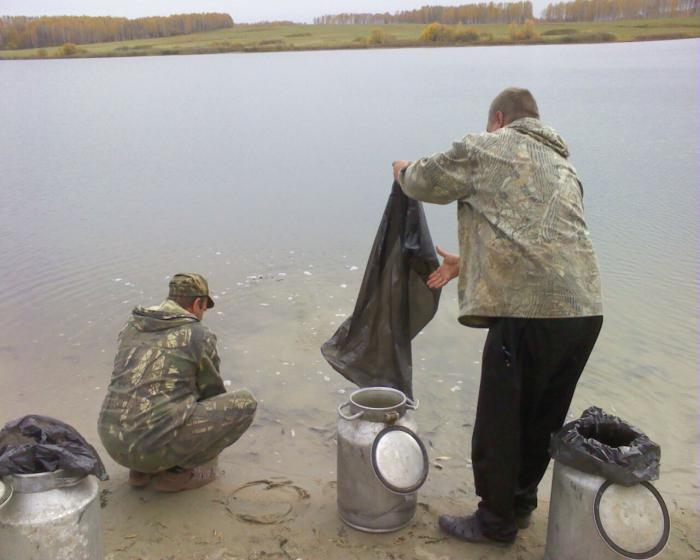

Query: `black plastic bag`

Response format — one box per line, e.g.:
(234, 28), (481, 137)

(0, 415), (108, 480)
(321, 182), (441, 399)
(550, 406), (660, 486)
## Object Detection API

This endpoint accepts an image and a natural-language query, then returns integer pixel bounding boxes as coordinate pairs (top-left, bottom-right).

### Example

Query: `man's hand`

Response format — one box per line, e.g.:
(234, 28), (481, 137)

(427, 245), (460, 289)
(392, 160), (411, 183)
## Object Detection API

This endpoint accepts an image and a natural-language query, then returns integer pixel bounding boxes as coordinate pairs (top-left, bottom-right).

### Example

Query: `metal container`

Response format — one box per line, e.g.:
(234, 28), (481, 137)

(0, 470), (103, 560)
(337, 387), (429, 533)
(545, 462), (670, 560)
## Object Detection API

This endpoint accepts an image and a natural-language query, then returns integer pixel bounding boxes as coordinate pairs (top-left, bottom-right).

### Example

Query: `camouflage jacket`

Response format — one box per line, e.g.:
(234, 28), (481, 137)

(98, 299), (226, 453)
(399, 118), (603, 327)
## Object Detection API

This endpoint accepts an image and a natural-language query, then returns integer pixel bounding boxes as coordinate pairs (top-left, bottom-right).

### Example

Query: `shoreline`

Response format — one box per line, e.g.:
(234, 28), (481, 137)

(0, 35), (694, 62)
(1, 18), (697, 61)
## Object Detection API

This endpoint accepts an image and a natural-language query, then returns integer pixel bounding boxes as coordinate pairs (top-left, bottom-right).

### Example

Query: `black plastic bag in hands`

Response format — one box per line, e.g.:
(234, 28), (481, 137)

(550, 406), (660, 486)
(321, 182), (441, 400)
(0, 415), (108, 480)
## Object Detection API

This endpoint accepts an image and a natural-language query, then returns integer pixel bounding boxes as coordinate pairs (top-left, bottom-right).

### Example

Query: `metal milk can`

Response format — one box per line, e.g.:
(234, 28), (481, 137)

(0, 470), (104, 560)
(545, 462), (670, 560)
(337, 387), (429, 532)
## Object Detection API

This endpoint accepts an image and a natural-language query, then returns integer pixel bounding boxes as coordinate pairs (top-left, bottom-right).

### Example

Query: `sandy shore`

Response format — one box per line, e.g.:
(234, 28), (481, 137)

(2, 274), (698, 559)
(97, 427), (699, 560)
(96, 311), (699, 560)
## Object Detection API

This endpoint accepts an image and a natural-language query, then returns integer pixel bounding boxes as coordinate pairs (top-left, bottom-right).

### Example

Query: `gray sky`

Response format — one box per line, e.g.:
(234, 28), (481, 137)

(0, 1), (551, 23)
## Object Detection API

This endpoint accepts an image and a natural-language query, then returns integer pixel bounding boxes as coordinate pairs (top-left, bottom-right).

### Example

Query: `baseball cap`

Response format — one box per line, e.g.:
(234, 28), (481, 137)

(168, 273), (215, 309)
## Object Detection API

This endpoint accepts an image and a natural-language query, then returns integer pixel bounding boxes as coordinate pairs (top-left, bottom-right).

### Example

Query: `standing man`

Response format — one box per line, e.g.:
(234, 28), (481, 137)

(392, 88), (603, 545)
(98, 273), (257, 492)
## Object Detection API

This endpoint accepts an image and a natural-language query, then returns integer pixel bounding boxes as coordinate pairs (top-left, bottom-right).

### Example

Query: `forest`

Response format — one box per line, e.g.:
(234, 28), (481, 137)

(314, 0), (698, 24)
(0, 13), (234, 49)
(543, 0), (698, 20)
(314, 2), (534, 25)
(0, 3), (697, 58)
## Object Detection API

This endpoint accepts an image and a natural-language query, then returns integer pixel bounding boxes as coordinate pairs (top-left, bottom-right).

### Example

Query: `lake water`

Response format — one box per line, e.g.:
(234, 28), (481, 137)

(0, 38), (698, 528)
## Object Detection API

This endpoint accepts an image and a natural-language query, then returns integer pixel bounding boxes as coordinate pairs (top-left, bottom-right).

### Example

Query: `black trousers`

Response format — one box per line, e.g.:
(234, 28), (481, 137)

(471, 316), (603, 540)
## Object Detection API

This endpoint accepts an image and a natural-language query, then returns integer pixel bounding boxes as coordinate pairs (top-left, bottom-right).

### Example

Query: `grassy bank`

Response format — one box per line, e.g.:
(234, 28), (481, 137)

(1, 17), (698, 59)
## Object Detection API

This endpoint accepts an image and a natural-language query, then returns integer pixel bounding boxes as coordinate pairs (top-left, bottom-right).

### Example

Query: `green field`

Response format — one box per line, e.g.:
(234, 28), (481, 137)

(1, 17), (698, 60)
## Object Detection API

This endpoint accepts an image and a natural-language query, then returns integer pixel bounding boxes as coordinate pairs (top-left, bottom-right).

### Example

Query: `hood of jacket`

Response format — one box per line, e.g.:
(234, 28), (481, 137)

(506, 117), (570, 158)
(131, 299), (199, 332)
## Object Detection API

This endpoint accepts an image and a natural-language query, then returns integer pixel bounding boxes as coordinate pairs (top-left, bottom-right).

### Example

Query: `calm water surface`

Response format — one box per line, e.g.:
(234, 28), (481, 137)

(0, 40), (697, 509)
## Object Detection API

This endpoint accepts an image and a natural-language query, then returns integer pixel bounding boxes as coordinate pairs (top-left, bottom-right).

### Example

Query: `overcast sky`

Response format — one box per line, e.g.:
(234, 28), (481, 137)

(0, 1), (551, 23)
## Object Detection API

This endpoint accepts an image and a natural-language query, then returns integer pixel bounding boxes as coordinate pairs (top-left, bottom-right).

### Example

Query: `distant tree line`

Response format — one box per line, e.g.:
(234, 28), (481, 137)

(0, 13), (234, 49)
(543, 0), (698, 20)
(314, 2), (534, 25)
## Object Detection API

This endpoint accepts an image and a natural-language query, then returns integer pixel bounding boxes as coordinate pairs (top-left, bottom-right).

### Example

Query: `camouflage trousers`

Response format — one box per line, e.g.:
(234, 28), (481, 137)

(105, 390), (257, 473)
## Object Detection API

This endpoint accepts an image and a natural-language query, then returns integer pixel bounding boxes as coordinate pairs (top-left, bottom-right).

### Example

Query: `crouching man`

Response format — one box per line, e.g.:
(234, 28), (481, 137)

(98, 273), (257, 492)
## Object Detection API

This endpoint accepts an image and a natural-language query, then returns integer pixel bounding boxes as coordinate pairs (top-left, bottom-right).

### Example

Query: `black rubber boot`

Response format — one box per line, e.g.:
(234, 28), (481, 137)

(438, 514), (516, 545)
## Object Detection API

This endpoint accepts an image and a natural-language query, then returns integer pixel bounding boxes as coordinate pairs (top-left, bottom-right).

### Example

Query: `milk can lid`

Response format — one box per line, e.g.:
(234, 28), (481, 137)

(593, 480), (670, 559)
(371, 426), (429, 495)
(0, 478), (12, 510)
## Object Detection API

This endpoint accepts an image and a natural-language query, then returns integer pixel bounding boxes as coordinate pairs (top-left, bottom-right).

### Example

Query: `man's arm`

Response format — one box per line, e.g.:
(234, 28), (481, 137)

(196, 333), (226, 400)
(394, 139), (477, 205)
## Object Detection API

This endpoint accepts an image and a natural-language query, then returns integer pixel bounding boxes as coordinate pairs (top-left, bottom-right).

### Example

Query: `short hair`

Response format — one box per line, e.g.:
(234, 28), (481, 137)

(169, 295), (206, 310)
(488, 87), (540, 125)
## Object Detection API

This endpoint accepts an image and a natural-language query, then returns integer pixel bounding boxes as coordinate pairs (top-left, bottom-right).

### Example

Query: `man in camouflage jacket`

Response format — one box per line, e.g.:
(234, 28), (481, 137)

(98, 273), (257, 492)
(393, 88), (603, 544)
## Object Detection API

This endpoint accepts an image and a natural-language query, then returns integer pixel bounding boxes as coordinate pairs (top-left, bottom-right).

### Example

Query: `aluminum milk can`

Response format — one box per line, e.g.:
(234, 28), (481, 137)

(545, 462), (670, 560)
(337, 387), (429, 532)
(0, 470), (104, 560)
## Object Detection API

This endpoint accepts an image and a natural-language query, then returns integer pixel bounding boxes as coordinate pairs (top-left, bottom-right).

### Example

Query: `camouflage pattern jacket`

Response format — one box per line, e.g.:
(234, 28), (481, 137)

(399, 117), (603, 327)
(98, 299), (226, 453)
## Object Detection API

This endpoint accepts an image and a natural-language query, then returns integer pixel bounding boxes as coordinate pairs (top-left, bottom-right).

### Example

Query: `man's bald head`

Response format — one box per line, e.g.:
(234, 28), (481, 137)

(487, 88), (540, 132)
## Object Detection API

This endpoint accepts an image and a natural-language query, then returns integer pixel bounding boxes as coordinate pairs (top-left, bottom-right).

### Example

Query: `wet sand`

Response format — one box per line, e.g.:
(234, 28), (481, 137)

(94, 427), (700, 560)
(1, 269), (698, 559)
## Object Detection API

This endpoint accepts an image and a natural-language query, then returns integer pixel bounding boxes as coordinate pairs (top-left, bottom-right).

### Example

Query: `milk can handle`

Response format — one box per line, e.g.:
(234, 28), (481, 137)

(2, 471), (84, 493)
(53, 472), (84, 488)
(337, 401), (363, 421)
(406, 397), (419, 410)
